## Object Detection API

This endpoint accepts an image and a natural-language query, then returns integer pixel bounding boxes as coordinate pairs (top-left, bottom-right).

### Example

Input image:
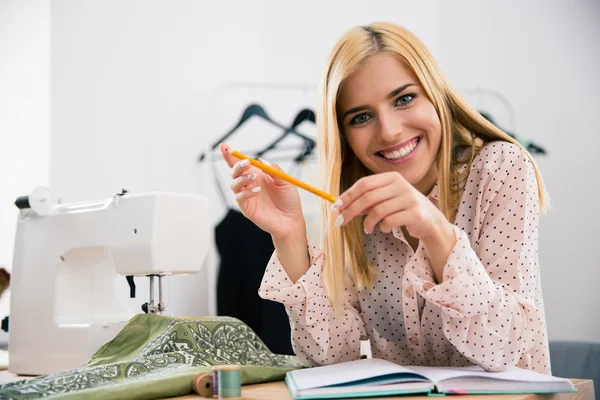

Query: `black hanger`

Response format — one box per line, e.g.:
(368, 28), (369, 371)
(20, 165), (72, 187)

(199, 104), (317, 210)
(198, 104), (315, 162)
(199, 105), (271, 208)
(256, 109), (316, 162)
(527, 142), (546, 155)
(198, 104), (263, 162)
(479, 111), (546, 155)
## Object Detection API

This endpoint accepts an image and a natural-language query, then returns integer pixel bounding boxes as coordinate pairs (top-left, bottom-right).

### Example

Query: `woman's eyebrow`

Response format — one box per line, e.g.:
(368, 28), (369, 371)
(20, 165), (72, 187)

(342, 105), (369, 120)
(386, 83), (416, 99)
(341, 83), (417, 120)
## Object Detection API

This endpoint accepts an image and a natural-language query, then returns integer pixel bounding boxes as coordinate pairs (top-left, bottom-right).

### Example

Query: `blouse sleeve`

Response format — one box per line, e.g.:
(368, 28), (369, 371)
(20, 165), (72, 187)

(259, 243), (368, 366)
(406, 146), (545, 372)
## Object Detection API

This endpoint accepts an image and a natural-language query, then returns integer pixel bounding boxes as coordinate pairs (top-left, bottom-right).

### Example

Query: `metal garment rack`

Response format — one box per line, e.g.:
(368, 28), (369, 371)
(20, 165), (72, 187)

(460, 87), (517, 133)
(202, 81), (318, 203)
(200, 82), (318, 316)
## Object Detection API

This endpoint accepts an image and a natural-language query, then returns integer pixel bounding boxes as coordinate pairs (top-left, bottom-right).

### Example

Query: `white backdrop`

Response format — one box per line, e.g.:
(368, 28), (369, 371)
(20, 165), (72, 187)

(0, 0), (438, 329)
(436, 0), (600, 341)
(1, 0), (598, 342)
(0, 0), (50, 343)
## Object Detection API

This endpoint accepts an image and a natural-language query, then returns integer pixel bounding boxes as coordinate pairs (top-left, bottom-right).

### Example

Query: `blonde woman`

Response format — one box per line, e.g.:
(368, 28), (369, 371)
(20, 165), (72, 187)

(220, 22), (550, 374)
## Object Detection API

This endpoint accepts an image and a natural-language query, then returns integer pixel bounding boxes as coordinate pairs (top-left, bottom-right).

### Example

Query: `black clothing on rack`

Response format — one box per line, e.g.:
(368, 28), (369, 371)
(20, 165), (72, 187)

(215, 209), (294, 355)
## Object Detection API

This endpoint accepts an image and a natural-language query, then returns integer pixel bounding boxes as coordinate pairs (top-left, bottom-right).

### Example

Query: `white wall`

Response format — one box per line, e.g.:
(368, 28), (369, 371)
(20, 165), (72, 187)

(2, 0), (598, 343)
(48, 0), (438, 317)
(0, 0), (51, 342)
(436, 0), (600, 341)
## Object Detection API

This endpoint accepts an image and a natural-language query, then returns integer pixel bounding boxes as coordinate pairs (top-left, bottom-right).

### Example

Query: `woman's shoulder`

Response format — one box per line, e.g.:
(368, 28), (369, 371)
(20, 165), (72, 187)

(470, 140), (531, 173)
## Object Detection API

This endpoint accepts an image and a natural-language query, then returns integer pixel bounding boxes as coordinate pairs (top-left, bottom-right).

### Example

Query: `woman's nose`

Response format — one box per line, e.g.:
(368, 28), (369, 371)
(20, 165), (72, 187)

(377, 112), (403, 143)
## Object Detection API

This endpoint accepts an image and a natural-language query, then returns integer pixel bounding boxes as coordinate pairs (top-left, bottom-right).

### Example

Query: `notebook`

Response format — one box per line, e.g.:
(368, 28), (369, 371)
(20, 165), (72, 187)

(286, 358), (576, 399)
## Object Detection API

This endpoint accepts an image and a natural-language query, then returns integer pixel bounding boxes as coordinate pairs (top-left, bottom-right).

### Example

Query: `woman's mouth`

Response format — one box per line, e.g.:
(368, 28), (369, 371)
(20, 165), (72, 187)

(376, 136), (422, 164)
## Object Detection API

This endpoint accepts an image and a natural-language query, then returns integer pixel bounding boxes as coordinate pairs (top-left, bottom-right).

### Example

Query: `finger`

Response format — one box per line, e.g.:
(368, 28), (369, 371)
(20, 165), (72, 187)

(377, 209), (414, 234)
(336, 184), (399, 228)
(234, 186), (262, 205)
(335, 172), (402, 212)
(220, 143), (238, 168)
(258, 158), (287, 185)
(362, 198), (410, 234)
(231, 158), (252, 179)
(230, 173), (258, 194)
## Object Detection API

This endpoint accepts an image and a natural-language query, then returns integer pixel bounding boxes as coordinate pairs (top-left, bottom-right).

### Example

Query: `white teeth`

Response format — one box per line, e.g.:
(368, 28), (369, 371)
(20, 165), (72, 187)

(381, 138), (419, 160)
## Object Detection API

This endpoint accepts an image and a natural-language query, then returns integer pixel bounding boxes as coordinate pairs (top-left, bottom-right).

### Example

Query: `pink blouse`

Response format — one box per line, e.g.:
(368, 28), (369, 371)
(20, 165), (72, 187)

(259, 141), (551, 374)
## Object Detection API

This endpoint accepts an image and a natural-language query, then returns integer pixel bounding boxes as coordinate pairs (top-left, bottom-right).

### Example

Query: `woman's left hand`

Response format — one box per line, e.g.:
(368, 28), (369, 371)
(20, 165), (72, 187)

(332, 172), (447, 240)
(333, 171), (457, 282)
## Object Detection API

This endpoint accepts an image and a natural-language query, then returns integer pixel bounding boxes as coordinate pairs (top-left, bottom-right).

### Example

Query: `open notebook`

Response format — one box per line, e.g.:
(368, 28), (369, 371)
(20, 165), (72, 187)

(286, 358), (576, 399)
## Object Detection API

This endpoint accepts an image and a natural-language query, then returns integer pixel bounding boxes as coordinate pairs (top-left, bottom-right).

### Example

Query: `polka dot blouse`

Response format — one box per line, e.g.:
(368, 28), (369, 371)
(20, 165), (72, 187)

(259, 141), (551, 374)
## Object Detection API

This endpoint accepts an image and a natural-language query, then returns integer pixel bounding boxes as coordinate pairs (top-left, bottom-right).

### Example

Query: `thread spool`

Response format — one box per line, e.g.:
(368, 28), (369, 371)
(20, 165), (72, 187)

(14, 196), (31, 210)
(217, 365), (241, 399)
(13, 187), (53, 216)
(192, 373), (213, 398)
(212, 366), (220, 397)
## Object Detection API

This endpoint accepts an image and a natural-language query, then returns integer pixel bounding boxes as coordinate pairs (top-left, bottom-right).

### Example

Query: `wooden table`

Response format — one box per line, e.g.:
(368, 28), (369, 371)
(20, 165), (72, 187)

(0, 371), (593, 400)
(170, 379), (595, 400)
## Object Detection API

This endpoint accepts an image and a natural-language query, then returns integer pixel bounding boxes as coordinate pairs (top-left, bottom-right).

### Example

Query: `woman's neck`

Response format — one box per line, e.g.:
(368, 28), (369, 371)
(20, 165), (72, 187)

(414, 163), (439, 196)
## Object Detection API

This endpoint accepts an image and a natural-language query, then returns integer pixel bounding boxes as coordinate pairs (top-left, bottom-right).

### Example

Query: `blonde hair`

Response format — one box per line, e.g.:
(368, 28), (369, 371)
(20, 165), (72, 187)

(317, 22), (549, 309)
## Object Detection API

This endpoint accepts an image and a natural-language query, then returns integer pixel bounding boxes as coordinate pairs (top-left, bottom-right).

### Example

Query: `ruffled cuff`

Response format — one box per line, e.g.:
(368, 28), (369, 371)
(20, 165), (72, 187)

(405, 226), (496, 318)
(258, 243), (330, 326)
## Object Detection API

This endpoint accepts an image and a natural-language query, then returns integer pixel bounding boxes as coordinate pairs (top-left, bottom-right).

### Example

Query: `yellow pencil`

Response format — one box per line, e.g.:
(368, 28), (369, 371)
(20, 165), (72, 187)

(230, 150), (337, 203)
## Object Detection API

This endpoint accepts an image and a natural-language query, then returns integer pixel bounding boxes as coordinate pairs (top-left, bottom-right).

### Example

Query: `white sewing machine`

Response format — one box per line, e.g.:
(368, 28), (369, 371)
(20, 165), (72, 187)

(8, 188), (209, 375)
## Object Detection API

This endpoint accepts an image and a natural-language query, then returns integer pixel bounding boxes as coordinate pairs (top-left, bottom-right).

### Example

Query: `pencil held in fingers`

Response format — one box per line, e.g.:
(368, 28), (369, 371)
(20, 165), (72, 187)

(229, 149), (337, 203)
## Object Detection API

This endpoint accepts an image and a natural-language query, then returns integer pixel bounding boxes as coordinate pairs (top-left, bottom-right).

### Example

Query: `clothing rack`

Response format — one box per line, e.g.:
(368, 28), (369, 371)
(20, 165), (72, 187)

(461, 87), (517, 133)
(200, 81), (317, 202)
(198, 82), (317, 317)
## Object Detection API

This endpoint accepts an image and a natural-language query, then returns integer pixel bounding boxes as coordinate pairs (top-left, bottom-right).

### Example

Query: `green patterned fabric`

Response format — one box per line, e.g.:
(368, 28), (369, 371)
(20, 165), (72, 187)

(0, 314), (304, 399)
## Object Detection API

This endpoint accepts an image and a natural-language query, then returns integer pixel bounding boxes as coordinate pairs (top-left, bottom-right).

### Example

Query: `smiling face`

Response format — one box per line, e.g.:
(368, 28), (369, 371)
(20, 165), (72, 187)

(337, 53), (442, 195)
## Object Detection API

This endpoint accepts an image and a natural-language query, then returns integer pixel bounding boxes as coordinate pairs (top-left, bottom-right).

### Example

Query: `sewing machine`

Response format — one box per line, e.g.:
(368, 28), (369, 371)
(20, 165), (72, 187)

(8, 188), (209, 375)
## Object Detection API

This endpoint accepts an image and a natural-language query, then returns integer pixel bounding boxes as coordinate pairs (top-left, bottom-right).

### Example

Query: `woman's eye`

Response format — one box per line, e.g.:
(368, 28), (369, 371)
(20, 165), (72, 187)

(350, 113), (372, 125)
(395, 94), (416, 106)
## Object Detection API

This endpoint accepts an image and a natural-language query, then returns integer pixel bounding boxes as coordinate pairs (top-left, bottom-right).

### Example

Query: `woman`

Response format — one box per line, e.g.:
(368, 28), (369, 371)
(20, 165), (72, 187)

(220, 22), (550, 374)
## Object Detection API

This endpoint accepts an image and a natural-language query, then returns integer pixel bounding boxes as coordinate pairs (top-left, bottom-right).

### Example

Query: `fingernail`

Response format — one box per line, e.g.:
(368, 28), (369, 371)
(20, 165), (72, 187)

(251, 186), (262, 193)
(240, 159), (249, 167)
(247, 173), (257, 181)
(259, 158), (271, 166)
(334, 214), (344, 227)
(364, 227), (370, 235)
(330, 198), (343, 211)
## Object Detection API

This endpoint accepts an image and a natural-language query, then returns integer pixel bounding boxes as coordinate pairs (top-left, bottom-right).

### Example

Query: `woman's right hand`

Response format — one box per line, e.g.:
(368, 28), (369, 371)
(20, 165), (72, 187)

(220, 143), (306, 240)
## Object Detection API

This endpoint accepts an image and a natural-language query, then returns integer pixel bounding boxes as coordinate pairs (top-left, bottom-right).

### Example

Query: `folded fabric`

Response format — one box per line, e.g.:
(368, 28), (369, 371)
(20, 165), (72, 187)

(0, 314), (304, 400)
